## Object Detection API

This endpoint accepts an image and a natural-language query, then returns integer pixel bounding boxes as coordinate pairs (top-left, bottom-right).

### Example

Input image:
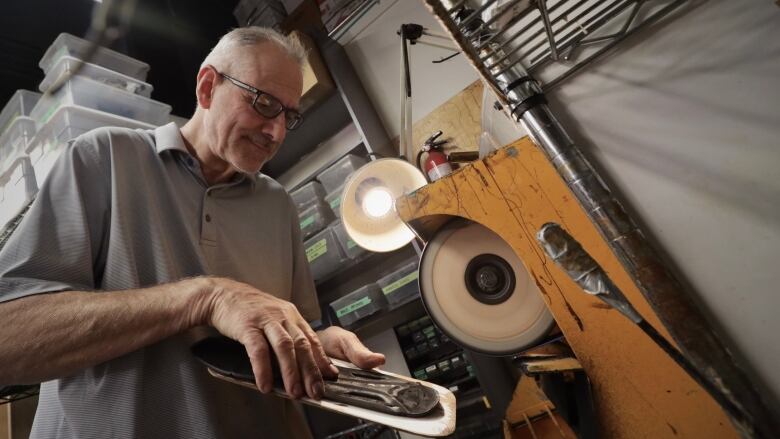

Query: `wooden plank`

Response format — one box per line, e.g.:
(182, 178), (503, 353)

(392, 80), (485, 161)
(520, 357), (583, 375)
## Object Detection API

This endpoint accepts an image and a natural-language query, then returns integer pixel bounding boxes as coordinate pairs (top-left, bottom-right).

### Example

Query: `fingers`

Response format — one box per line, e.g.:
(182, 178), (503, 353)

(285, 322), (325, 400)
(301, 324), (339, 379)
(241, 328), (273, 393)
(340, 332), (386, 370)
(263, 321), (302, 398)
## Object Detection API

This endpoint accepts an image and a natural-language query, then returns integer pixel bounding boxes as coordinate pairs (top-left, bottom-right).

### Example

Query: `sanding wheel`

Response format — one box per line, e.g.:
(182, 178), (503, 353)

(419, 220), (555, 355)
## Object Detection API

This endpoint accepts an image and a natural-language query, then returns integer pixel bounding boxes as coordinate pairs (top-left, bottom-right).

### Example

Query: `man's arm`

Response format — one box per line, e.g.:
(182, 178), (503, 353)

(0, 276), (339, 400)
(0, 278), (205, 386)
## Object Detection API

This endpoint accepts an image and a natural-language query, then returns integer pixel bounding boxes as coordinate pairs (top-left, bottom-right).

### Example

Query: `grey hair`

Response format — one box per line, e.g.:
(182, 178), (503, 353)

(201, 27), (307, 74)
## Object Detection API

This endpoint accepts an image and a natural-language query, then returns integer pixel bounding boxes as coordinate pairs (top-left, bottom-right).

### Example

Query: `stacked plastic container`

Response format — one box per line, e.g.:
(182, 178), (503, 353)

(298, 154), (383, 284)
(304, 226), (346, 282)
(377, 258), (420, 309)
(0, 33), (172, 233)
(316, 154), (367, 194)
(0, 90), (42, 232)
(330, 283), (388, 328)
(28, 33), (170, 186)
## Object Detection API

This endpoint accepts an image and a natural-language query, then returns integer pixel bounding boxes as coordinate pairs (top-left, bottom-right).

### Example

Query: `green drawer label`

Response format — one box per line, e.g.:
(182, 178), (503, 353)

(300, 215), (315, 229)
(382, 271), (418, 295)
(306, 239), (327, 262)
(336, 296), (372, 318)
(347, 239), (357, 249)
(329, 197), (341, 210)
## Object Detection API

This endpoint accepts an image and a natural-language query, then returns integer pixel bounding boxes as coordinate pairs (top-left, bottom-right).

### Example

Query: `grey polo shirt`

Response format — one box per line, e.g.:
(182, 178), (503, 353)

(0, 122), (319, 438)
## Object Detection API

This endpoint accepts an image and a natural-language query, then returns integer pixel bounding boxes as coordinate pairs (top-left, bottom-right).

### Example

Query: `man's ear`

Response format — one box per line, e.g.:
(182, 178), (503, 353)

(195, 66), (218, 110)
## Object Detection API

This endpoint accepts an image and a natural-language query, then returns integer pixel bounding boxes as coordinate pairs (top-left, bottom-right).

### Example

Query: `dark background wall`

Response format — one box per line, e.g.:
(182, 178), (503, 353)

(0, 0), (240, 118)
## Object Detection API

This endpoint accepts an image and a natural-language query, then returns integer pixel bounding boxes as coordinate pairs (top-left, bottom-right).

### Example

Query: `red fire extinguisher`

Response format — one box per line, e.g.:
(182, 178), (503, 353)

(418, 130), (453, 182)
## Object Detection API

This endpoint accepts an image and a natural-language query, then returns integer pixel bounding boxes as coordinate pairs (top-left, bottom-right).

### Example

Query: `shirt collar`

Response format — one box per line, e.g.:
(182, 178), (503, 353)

(153, 122), (255, 189)
(154, 122), (189, 155)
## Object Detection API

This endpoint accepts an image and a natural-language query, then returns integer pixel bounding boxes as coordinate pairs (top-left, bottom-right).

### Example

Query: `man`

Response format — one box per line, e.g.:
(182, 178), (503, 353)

(0, 27), (384, 438)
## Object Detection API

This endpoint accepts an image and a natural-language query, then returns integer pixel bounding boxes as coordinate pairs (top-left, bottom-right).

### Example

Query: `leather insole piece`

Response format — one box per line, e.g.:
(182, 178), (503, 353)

(191, 336), (439, 417)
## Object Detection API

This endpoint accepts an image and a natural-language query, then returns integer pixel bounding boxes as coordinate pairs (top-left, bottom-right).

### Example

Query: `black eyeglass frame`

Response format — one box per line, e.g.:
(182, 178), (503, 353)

(217, 70), (304, 130)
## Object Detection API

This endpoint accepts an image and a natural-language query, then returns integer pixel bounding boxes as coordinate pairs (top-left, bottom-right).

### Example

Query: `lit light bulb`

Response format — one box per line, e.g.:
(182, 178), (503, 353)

(362, 188), (393, 218)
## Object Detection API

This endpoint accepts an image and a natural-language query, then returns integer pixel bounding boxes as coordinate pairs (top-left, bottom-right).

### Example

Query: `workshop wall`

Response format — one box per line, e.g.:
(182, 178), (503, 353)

(544, 0), (780, 405)
(339, 0), (479, 140)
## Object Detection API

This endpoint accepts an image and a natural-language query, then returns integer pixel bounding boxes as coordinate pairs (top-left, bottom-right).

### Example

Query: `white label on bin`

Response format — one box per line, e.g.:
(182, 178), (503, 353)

(382, 271), (418, 295)
(336, 296), (372, 318)
(306, 239), (327, 262)
(300, 215), (315, 229)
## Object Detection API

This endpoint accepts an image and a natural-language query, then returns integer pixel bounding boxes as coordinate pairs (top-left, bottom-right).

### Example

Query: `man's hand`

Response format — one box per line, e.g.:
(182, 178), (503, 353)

(196, 277), (338, 400)
(316, 326), (386, 370)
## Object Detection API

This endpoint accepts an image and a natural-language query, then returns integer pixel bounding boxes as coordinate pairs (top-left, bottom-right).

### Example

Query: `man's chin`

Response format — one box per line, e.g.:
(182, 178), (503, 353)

(233, 161), (265, 175)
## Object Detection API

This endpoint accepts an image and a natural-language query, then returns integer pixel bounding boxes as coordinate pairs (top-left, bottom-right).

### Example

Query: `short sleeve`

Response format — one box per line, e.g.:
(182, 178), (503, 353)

(287, 198), (321, 323)
(0, 139), (111, 303)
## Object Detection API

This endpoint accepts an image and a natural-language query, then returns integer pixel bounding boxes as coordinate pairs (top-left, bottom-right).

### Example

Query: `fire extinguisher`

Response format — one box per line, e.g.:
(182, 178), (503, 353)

(417, 130), (453, 182)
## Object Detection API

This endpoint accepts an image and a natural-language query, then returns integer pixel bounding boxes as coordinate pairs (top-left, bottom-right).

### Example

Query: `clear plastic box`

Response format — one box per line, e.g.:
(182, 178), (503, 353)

(298, 200), (335, 240)
(39, 33), (150, 81)
(332, 219), (368, 260)
(324, 184), (344, 219)
(330, 283), (388, 327)
(27, 105), (154, 186)
(40, 56), (154, 98)
(0, 157), (37, 233)
(377, 258), (420, 308)
(316, 154), (367, 193)
(30, 75), (171, 127)
(304, 226), (346, 282)
(290, 180), (326, 212)
(0, 117), (37, 174)
(0, 90), (41, 137)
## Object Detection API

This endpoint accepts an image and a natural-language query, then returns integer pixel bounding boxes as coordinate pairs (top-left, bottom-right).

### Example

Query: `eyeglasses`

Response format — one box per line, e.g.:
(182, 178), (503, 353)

(217, 71), (304, 130)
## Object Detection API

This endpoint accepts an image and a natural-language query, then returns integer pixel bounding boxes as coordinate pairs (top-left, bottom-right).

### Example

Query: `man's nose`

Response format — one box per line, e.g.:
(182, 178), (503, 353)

(263, 112), (287, 142)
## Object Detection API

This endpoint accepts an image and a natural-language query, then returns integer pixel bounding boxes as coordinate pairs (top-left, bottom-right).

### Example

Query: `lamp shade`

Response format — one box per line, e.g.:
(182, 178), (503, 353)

(341, 158), (427, 253)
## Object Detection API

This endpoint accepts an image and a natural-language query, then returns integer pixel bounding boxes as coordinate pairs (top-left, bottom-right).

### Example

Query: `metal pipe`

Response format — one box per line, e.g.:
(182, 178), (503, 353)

(536, 223), (755, 437)
(424, 1), (780, 438)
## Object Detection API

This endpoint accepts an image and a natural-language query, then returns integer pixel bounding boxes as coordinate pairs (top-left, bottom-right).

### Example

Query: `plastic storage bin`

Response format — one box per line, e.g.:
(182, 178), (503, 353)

(299, 200), (334, 240)
(304, 226), (346, 281)
(0, 90), (41, 136)
(27, 105), (153, 186)
(290, 180), (326, 212)
(0, 117), (37, 173)
(316, 154), (367, 193)
(39, 33), (150, 81)
(332, 219), (367, 260)
(0, 157), (37, 233)
(30, 75), (171, 127)
(377, 259), (420, 308)
(40, 56), (153, 98)
(324, 184), (344, 219)
(330, 283), (388, 327)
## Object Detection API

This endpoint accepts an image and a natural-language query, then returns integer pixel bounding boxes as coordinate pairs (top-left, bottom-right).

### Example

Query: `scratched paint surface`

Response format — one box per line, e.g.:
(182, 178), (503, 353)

(396, 138), (737, 439)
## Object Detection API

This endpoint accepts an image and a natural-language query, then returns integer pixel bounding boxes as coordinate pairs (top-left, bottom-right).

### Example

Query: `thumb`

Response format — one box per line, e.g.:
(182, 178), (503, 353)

(343, 338), (386, 369)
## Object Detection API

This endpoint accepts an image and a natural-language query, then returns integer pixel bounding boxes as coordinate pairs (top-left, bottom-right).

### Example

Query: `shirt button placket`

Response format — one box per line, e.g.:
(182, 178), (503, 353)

(202, 191), (217, 243)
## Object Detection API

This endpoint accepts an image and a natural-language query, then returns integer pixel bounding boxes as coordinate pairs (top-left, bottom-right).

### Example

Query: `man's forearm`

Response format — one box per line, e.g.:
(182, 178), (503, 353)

(0, 278), (212, 385)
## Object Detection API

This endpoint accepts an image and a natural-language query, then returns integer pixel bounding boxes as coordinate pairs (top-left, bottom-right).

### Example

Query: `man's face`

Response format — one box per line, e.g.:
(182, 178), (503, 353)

(205, 43), (303, 175)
